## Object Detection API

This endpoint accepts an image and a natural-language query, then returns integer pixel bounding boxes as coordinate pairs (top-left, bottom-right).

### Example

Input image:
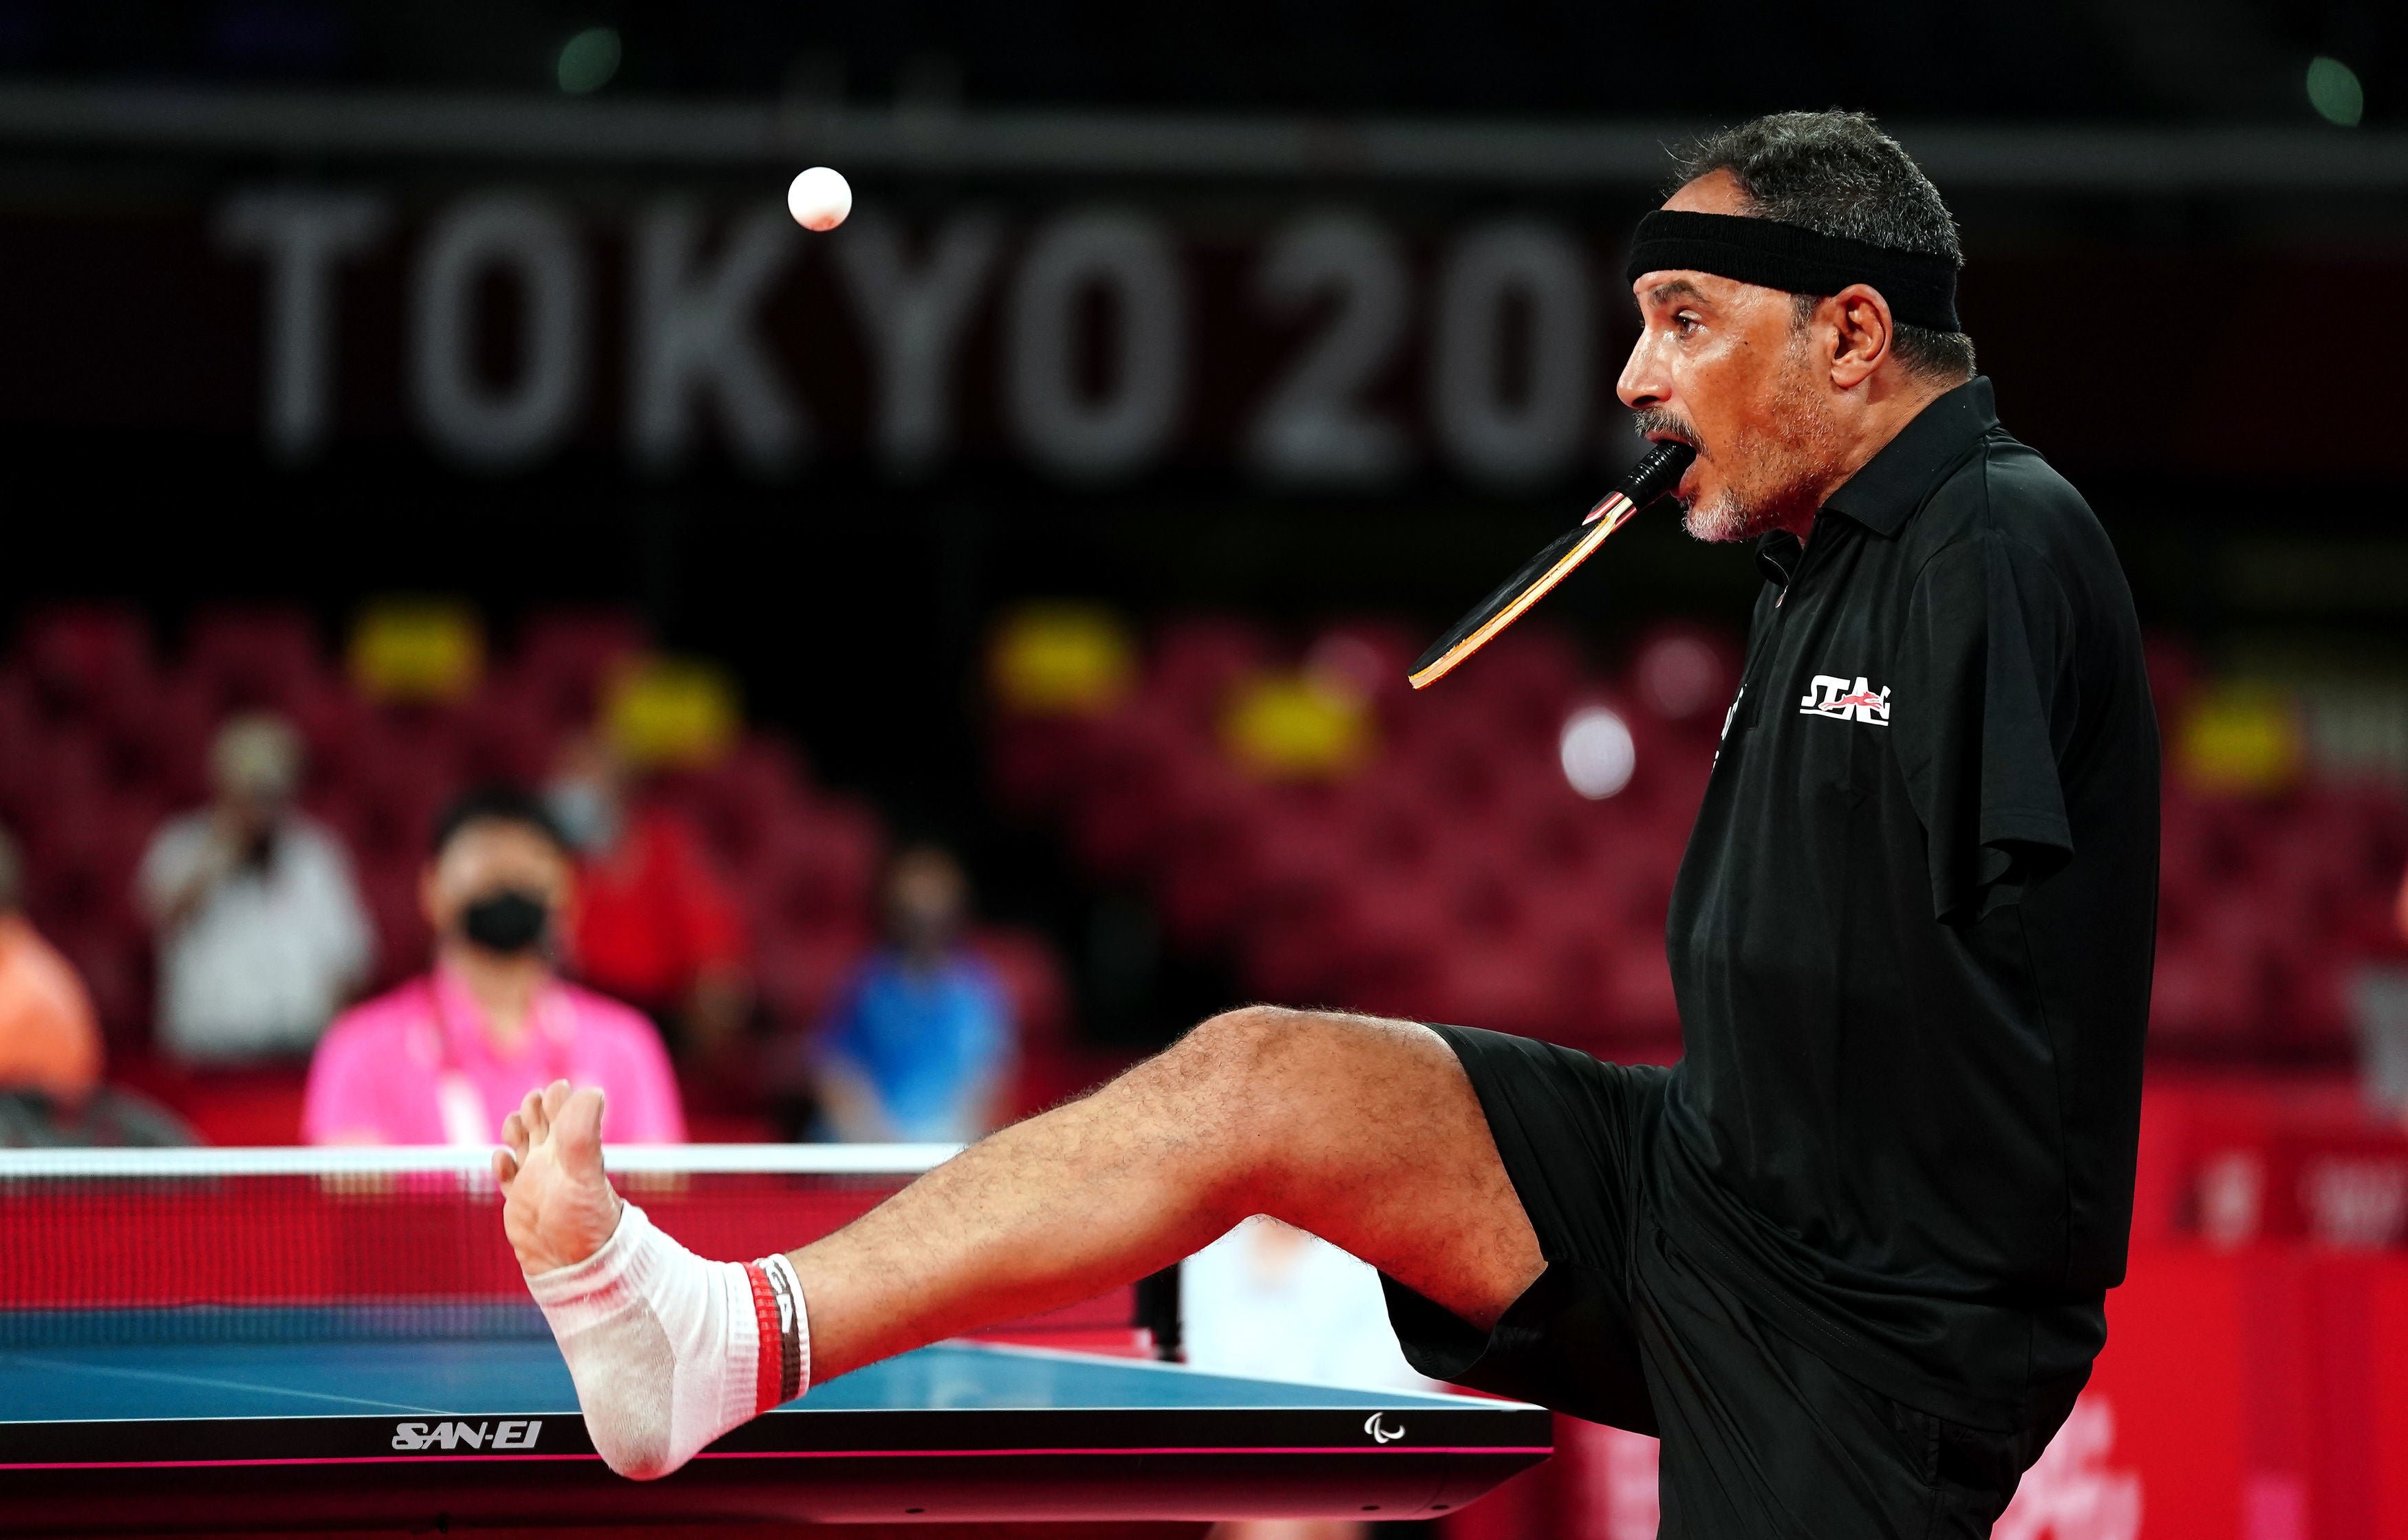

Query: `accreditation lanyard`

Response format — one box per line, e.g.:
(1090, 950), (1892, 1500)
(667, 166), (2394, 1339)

(422, 977), (575, 1147)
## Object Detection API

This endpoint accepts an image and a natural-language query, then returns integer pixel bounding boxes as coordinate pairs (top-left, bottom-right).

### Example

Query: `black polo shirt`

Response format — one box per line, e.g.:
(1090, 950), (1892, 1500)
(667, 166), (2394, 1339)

(1653, 376), (2158, 1430)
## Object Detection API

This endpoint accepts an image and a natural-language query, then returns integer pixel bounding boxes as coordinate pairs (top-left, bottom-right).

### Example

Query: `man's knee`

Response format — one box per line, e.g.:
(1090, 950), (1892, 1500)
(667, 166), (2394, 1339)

(1181, 1003), (1300, 1061)
(1169, 1006), (1450, 1119)
(1175, 1004), (1378, 1078)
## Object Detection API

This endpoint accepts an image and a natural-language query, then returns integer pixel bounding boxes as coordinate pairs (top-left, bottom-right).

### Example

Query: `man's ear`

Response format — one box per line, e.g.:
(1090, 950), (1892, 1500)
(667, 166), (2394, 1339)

(1827, 283), (1893, 388)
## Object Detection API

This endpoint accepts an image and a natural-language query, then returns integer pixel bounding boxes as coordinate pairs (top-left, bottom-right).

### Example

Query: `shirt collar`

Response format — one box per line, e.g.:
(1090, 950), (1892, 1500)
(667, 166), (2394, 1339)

(1818, 375), (1997, 539)
(431, 962), (569, 1065)
(1755, 530), (1804, 589)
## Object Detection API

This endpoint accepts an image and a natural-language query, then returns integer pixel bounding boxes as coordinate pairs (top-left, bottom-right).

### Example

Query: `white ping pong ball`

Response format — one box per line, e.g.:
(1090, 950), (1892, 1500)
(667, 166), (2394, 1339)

(787, 166), (852, 231)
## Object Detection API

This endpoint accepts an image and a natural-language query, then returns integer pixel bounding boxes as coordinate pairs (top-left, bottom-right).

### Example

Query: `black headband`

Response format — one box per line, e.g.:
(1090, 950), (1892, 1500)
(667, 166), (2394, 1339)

(1624, 209), (1961, 333)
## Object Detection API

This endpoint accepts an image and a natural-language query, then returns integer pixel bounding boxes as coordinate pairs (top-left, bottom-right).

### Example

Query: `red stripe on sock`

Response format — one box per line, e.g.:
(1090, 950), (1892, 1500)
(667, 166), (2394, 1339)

(743, 1262), (782, 1416)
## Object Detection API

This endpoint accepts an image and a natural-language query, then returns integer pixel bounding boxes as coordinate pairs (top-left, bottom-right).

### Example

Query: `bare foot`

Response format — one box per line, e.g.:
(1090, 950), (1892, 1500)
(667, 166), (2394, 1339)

(497, 1080), (623, 1277)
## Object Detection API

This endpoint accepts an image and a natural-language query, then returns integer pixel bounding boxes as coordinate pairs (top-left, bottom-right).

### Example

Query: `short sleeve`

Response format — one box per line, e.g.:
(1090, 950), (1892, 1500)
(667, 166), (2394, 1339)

(1892, 531), (2079, 924)
(134, 817), (205, 922)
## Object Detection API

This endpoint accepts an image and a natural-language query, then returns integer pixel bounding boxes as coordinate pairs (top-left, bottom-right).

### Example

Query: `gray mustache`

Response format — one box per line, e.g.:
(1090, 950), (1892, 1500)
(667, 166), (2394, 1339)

(1630, 409), (1702, 453)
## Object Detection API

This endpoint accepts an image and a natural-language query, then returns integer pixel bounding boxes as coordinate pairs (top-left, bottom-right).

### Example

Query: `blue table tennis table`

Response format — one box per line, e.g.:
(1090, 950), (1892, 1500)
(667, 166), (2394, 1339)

(0, 1317), (1551, 1530)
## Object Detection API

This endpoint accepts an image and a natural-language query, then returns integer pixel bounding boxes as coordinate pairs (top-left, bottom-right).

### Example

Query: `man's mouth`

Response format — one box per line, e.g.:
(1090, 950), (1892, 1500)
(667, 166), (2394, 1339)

(1629, 409), (1700, 454)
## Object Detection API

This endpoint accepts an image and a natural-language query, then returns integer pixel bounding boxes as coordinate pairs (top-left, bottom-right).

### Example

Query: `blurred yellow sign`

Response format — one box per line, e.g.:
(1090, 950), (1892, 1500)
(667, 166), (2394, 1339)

(989, 603), (1135, 717)
(349, 598), (484, 704)
(2178, 684), (2302, 795)
(605, 655), (741, 769)
(1222, 672), (1375, 781)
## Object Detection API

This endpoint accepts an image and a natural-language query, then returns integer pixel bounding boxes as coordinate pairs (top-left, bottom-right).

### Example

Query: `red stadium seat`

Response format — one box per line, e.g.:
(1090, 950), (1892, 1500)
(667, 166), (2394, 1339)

(1070, 706), (1214, 884)
(1423, 940), (1562, 1041)
(19, 605), (154, 723)
(1149, 766), (1282, 947)
(139, 675), (223, 811)
(453, 681), (559, 786)
(2149, 936), (2258, 1048)
(989, 712), (1108, 818)
(753, 926), (871, 1035)
(355, 856), (434, 989)
(509, 608), (650, 728)
(970, 925), (1071, 1048)
(743, 802), (883, 937)
(2267, 943), (2355, 1058)
(1149, 616), (1271, 726)
(182, 605), (325, 717)
(1321, 876), (1453, 1019)
(655, 736), (818, 881)
(41, 915), (150, 1052)
(1624, 621), (1743, 732)
(1302, 618), (1420, 718)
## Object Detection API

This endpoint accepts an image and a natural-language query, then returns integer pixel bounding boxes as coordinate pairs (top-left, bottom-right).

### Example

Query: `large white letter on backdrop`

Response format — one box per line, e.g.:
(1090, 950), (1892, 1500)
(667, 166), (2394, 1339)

(411, 195), (588, 469)
(1006, 211), (1185, 481)
(1430, 221), (1591, 487)
(628, 202), (804, 476)
(216, 190), (388, 462)
(1245, 211), (1412, 488)
(832, 213), (999, 477)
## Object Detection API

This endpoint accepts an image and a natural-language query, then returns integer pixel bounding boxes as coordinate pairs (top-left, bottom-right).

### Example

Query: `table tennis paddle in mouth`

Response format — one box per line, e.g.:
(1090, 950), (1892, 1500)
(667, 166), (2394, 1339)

(1408, 440), (1697, 690)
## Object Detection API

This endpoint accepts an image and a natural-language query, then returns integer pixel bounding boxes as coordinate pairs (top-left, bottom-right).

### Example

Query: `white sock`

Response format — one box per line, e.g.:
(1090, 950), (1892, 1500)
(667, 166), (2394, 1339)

(524, 1202), (810, 1479)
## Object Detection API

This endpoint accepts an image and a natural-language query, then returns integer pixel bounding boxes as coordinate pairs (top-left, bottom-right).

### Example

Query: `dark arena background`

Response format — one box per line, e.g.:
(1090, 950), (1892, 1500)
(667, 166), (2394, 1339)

(1, 4), (2406, 1538)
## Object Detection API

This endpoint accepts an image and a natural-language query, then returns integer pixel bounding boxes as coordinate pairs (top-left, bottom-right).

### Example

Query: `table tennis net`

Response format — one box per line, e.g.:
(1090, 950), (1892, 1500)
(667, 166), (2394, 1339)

(0, 1148), (952, 1348)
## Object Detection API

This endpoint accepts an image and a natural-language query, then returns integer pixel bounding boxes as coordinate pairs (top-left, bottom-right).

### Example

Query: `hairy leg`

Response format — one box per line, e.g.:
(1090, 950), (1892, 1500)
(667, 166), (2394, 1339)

(788, 1006), (1542, 1380)
(500, 1006), (1543, 1389)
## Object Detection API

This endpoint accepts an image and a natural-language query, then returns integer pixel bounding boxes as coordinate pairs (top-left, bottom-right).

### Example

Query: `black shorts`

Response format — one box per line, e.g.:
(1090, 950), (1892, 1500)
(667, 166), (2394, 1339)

(1379, 1023), (2074, 1540)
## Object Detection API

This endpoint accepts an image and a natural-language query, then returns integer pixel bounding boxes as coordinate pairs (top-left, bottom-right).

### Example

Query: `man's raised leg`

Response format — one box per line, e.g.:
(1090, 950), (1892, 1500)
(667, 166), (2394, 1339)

(497, 1006), (1545, 1476)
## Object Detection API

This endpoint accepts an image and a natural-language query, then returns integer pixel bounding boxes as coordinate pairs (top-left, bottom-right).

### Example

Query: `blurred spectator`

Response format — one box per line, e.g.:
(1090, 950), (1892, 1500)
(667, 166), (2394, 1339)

(0, 825), (191, 1147)
(136, 713), (374, 1064)
(546, 733), (751, 1059)
(813, 846), (1013, 1143)
(304, 785), (685, 1146)
(0, 825), (102, 1103)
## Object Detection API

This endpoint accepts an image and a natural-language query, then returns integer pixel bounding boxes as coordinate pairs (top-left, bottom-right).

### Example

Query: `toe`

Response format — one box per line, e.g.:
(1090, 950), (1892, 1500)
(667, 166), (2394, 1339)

(494, 1148), (519, 1187)
(502, 1108), (529, 1160)
(553, 1085), (609, 1174)
(522, 1086), (550, 1143)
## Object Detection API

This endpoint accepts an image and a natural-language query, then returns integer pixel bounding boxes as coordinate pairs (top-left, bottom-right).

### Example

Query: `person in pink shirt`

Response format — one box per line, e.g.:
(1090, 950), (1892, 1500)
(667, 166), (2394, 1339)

(305, 785), (685, 1147)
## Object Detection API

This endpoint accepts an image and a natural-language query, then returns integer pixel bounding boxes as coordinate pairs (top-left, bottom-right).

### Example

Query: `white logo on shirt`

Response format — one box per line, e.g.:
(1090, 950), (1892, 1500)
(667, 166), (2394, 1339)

(1798, 674), (1891, 726)
(1363, 1413), (1407, 1444)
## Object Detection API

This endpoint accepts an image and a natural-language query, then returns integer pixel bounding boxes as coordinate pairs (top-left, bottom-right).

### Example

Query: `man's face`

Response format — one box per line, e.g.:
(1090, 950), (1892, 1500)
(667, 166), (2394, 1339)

(420, 820), (574, 940)
(886, 853), (966, 956)
(1616, 171), (1845, 543)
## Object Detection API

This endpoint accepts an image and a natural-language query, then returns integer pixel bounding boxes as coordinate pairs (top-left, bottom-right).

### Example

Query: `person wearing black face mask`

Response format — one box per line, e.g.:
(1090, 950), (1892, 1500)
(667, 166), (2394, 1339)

(301, 785), (686, 1148)
(462, 888), (552, 955)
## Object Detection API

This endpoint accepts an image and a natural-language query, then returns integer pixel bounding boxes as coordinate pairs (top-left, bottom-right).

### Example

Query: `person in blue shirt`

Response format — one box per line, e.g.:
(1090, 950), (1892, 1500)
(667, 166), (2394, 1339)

(814, 846), (1013, 1143)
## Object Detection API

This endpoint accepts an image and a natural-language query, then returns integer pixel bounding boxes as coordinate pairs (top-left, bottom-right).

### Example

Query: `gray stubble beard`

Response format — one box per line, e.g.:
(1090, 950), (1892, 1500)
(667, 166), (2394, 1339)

(1678, 336), (1848, 545)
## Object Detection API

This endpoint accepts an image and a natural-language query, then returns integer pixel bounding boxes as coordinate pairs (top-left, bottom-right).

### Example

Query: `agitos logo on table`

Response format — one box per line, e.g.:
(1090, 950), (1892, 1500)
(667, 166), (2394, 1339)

(390, 1419), (544, 1452)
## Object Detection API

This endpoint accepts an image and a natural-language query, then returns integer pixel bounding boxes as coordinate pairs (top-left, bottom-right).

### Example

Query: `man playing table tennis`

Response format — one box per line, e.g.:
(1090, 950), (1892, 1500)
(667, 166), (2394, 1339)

(497, 110), (2158, 1537)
